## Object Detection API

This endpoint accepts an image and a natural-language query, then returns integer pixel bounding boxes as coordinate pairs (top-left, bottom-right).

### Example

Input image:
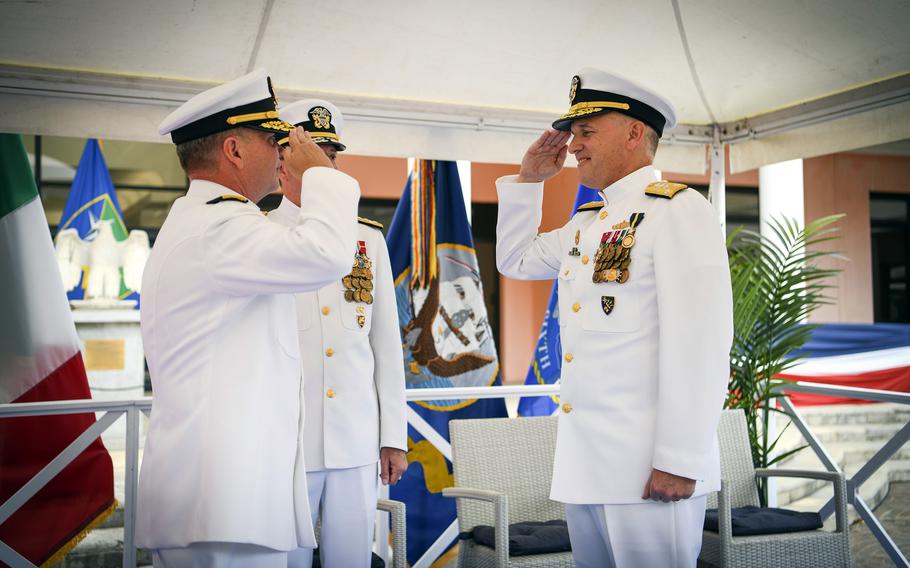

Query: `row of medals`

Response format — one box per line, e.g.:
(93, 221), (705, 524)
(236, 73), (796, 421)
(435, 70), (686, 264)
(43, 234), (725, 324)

(342, 245), (373, 328)
(591, 221), (638, 284)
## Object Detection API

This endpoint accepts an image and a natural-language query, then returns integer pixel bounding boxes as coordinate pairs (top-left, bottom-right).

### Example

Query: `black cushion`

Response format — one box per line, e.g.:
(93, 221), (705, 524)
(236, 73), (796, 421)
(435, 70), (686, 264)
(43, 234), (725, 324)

(312, 549), (385, 567)
(704, 506), (823, 536)
(461, 520), (571, 556)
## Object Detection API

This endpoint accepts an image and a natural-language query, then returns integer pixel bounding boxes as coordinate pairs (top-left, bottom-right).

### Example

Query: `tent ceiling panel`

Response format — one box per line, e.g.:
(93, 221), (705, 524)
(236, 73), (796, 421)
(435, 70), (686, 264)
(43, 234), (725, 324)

(1, 0), (908, 168)
(257, 0), (702, 119)
(680, 0), (910, 123)
(0, 0), (264, 80)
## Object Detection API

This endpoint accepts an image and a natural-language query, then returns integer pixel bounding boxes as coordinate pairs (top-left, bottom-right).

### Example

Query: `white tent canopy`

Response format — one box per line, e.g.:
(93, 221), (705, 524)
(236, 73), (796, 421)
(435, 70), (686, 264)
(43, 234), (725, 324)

(0, 0), (908, 173)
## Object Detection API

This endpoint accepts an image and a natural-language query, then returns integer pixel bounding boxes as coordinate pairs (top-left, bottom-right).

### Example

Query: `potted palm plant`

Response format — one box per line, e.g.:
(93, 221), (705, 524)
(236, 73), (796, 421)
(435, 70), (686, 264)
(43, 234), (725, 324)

(725, 214), (844, 505)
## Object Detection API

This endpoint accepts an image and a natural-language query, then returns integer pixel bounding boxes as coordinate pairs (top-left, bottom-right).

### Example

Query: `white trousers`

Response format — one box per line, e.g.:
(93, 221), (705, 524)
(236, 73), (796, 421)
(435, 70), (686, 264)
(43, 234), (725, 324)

(287, 464), (378, 568)
(152, 542), (287, 568)
(564, 495), (707, 568)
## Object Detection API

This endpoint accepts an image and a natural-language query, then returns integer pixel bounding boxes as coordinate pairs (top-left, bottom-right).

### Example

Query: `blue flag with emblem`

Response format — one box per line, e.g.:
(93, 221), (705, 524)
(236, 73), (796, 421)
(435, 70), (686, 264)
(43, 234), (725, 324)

(54, 139), (139, 305)
(517, 184), (602, 417)
(387, 160), (508, 565)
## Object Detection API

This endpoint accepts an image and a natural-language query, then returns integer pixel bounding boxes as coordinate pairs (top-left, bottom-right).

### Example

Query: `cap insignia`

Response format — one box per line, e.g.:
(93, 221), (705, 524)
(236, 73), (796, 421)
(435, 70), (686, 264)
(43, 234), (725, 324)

(569, 75), (580, 104)
(310, 106), (332, 130)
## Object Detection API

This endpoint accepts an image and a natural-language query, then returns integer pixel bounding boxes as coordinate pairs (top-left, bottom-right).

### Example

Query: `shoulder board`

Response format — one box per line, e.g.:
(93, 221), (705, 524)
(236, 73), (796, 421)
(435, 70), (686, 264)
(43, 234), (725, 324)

(206, 195), (249, 205)
(645, 181), (688, 199)
(575, 201), (605, 212)
(358, 217), (384, 230)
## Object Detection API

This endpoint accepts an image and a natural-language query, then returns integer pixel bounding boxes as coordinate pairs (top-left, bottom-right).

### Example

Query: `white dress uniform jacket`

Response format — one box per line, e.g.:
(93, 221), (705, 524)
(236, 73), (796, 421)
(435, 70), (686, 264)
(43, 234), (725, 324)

(137, 168), (359, 551)
(496, 165), (733, 504)
(269, 197), (407, 471)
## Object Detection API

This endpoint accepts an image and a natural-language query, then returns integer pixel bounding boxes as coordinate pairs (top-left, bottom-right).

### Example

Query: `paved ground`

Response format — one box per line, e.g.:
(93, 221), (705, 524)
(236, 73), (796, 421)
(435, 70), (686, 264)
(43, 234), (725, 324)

(851, 482), (910, 567)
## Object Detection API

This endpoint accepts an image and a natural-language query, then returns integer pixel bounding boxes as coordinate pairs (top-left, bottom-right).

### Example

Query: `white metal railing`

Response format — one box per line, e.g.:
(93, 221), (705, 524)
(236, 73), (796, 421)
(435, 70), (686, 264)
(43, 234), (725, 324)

(780, 382), (910, 568)
(1, 382), (905, 567)
(0, 399), (150, 568)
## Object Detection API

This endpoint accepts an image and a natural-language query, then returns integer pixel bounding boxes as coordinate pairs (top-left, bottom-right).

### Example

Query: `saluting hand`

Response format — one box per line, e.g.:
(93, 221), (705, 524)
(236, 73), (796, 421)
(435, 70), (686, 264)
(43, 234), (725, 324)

(517, 130), (571, 183)
(283, 126), (334, 182)
(642, 468), (697, 503)
(380, 447), (408, 486)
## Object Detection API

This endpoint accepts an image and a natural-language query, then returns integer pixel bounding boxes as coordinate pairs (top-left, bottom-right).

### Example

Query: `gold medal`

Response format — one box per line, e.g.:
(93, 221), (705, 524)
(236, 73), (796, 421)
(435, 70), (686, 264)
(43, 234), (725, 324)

(617, 269), (630, 284)
(344, 290), (354, 302)
(604, 243), (617, 263)
(362, 291), (374, 304)
(363, 279), (374, 291)
(342, 275), (352, 288)
(621, 233), (635, 248)
(593, 271), (602, 283)
(605, 268), (618, 282)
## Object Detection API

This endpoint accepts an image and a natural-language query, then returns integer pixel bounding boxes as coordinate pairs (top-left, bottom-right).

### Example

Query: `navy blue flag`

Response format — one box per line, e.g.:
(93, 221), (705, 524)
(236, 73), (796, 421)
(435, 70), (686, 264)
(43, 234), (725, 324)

(54, 139), (139, 305)
(387, 160), (508, 565)
(517, 184), (602, 417)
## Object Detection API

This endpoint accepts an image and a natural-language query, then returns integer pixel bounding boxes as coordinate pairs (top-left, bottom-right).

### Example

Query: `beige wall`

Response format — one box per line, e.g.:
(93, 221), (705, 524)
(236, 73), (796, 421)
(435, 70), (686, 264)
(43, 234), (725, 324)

(804, 153), (910, 323)
(335, 154), (408, 200)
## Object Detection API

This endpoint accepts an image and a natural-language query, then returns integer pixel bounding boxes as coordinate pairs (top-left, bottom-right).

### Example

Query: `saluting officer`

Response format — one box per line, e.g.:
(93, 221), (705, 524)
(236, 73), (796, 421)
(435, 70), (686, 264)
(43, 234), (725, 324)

(138, 70), (361, 567)
(495, 68), (733, 567)
(269, 99), (408, 568)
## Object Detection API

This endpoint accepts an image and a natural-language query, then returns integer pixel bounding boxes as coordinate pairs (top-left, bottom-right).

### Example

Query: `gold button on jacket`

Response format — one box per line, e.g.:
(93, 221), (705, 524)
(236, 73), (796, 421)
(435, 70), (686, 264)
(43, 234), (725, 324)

(326, 389), (335, 398)
(562, 403), (573, 413)
(325, 347), (334, 357)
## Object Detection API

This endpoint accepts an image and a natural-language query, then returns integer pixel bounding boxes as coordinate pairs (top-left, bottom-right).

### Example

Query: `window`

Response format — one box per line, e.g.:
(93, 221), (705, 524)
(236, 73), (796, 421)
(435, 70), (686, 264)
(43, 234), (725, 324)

(870, 193), (910, 322)
(691, 185), (760, 241)
(27, 135), (187, 244)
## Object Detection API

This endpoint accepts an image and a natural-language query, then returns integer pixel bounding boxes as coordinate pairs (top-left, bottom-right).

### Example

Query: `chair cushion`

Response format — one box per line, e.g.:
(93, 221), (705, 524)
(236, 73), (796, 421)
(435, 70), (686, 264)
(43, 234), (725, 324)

(704, 506), (823, 536)
(461, 520), (572, 556)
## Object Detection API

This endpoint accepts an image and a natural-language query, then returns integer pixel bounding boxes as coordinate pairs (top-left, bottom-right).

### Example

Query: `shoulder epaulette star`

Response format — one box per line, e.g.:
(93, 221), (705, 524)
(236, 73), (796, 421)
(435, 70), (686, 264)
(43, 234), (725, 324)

(645, 181), (688, 199)
(575, 201), (605, 212)
(206, 195), (249, 205)
(358, 217), (384, 230)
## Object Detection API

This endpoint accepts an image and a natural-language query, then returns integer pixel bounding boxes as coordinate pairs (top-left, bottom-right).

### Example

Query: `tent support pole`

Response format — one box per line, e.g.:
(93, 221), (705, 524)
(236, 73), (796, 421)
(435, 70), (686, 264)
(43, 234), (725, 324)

(708, 125), (726, 234)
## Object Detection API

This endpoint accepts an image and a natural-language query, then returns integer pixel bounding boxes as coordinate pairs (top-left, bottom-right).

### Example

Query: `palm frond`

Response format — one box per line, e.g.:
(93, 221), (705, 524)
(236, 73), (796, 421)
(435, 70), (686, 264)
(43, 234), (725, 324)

(725, 213), (844, 502)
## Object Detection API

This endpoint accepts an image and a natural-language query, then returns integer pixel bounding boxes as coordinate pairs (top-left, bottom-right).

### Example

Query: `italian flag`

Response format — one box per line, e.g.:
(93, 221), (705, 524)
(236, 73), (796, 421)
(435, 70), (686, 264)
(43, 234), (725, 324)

(0, 134), (115, 566)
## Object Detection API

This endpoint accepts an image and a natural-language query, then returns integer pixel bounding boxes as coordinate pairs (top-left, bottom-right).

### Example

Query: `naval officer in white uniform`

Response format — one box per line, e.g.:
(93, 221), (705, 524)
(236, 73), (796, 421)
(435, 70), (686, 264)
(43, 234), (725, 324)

(269, 99), (408, 568)
(495, 68), (733, 567)
(138, 70), (361, 567)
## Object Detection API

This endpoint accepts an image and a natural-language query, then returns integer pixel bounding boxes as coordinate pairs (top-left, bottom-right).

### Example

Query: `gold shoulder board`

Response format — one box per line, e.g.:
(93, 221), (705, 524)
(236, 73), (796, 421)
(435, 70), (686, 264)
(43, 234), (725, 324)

(357, 217), (384, 230)
(645, 181), (688, 199)
(206, 195), (249, 205)
(575, 201), (605, 212)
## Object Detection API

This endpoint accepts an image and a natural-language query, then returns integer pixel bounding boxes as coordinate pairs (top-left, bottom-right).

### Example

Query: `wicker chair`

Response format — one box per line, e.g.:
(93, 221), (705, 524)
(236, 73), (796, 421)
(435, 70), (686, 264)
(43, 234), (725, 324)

(700, 409), (851, 567)
(443, 416), (574, 568)
(312, 498), (407, 568)
(377, 498), (407, 568)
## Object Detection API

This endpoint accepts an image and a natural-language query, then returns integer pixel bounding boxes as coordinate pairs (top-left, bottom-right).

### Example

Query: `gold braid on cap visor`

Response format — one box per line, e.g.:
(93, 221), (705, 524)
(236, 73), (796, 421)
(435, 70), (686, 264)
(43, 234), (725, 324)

(226, 110), (282, 125)
(561, 100), (631, 118)
(276, 130), (340, 147)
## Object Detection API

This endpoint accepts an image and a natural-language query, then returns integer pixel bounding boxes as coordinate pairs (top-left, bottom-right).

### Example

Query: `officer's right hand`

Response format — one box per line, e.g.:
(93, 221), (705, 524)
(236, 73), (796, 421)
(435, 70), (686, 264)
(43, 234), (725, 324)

(517, 130), (570, 183)
(283, 127), (334, 186)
